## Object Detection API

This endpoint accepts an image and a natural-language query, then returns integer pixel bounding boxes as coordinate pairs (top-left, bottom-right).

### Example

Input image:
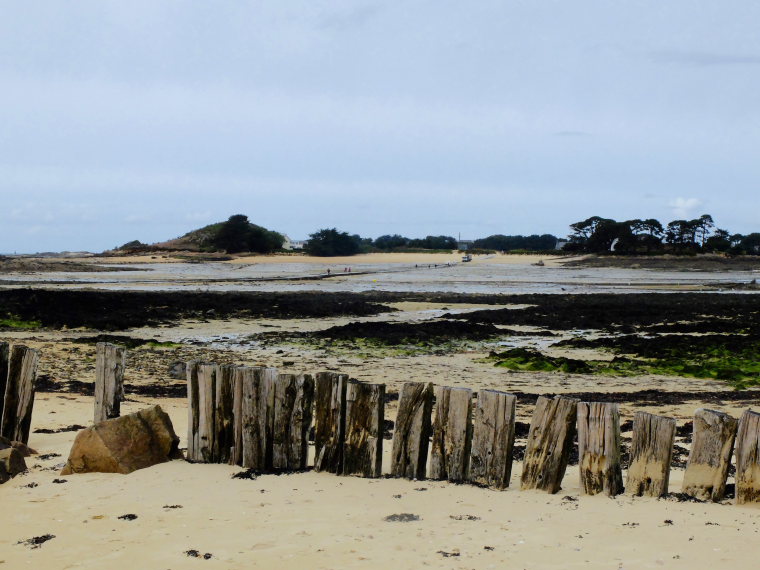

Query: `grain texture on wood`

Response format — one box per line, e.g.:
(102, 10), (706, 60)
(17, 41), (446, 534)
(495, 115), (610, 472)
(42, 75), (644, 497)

(343, 381), (385, 478)
(196, 364), (217, 463)
(735, 409), (760, 504)
(390, 382), (434, 479)
(230, 367), (244, 465)
(430, 386), (473, 482)
(94, 342), (127, 423)
(521, 396), (579, 493)
(213, 364), (236, 464)
(273, 373), (315, 470)
(577, 402), (623, 496)
(314, 372), (347, 473)
(682, 408), (737, 501)
(186, 361), (201, 461)
(0, 342), (9, 415)
(0, 345), (40, 444)
(240, 367), (278, 470)
(626, 411), (676, 497)
(469, 389), (516, 489)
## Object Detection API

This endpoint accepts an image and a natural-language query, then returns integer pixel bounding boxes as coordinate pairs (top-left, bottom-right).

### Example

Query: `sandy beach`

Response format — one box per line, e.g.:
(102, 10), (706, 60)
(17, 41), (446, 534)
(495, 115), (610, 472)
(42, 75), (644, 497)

(2, 281), (760, 569)
(3, 391), (760, 570)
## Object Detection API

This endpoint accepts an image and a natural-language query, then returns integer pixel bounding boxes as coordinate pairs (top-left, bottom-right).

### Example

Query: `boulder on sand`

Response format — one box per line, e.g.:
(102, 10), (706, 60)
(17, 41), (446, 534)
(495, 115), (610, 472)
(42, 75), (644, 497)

(0, 447), (27, 483)
(61, 405), (182, 475)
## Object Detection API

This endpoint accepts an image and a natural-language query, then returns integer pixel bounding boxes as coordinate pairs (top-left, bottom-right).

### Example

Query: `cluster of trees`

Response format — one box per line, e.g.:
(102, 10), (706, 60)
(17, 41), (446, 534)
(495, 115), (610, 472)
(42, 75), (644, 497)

(472, 234), (558, 251)
(567, 214), (760, 255)
(211, 215), (284, 254)
(373, 234), (458, 251)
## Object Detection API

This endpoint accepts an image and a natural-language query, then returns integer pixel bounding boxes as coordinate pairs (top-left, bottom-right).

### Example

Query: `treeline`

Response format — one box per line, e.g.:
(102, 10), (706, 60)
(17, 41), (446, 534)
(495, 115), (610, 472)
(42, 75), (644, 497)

(567, 214), (760, 255)
(303, 230), (561, 256)
(117, 212), (760, 258)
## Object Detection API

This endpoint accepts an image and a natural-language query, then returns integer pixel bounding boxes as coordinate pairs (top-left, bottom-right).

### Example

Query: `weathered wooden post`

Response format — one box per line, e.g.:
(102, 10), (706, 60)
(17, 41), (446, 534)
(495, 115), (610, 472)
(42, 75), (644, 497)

(213, 364), (236, 464)
(231, 366), (245, 466)
(186, 361), (201, 461)
(735, 409), (760, 504)
(240, 367), (278, 470)
(196, 363), (217, 463)
(93, 342), (127, 423)
(521, 395), (579, 493)
(390, 382), (434, 479)
(0, 345), (40, 444)
(273, 373), (315, 470)
(430, 386), (473, 482)
(342, 381), (385, 478)
(469, 389), (516, 489)
(0, 342), (9, 414)
(314, 372), (348, 473)
(577, 401), (623, 497)
(626, 411), (676, 497)
(682, 408), (737, 501)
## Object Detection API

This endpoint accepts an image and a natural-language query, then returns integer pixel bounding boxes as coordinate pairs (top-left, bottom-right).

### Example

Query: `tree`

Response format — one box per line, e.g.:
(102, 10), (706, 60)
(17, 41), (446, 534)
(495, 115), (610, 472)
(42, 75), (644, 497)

(374, 234), (410, 250)
(211, 214), (284, 254)
(407, 235), (457, 250)
(304, 228), (362, 256)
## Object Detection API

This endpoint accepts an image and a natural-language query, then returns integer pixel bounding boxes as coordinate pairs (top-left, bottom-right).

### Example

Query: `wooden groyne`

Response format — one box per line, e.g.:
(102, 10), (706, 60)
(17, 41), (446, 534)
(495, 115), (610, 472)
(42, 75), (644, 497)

(5, 339), (760, 506)
(184, 361), (760, 505)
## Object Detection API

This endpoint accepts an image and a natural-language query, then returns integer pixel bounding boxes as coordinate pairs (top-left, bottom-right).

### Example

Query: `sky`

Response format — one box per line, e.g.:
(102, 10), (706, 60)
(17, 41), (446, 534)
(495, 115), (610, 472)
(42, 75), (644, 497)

(1, 1), (759, 253)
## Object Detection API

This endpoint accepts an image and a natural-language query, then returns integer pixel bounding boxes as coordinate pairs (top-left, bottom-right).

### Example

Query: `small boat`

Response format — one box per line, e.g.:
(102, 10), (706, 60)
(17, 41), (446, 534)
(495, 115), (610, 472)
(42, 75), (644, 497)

(461, 254), (472, 262)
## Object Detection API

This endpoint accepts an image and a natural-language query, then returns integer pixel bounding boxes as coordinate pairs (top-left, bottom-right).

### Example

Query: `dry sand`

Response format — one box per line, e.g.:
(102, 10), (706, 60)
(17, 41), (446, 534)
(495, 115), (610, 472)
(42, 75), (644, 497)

(2, 392), (760, 569)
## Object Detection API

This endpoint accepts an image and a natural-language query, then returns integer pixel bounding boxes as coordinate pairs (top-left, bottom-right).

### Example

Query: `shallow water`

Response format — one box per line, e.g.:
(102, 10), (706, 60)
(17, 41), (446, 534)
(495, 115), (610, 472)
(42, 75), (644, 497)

(0, 259), (757, 294)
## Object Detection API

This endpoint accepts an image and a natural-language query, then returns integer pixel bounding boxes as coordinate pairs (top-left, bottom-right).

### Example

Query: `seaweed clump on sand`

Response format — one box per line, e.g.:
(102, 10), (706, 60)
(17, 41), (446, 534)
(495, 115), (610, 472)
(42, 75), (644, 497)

(554, 334), (760, 387)
(312, 320), (502, 345)
(487, 348), (592, 373)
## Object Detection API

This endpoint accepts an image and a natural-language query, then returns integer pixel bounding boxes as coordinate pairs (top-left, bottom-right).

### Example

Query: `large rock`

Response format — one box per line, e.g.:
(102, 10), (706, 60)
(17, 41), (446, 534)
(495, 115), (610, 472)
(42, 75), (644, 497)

(0, 447), (27, 483)
(61, 405), (182, 475)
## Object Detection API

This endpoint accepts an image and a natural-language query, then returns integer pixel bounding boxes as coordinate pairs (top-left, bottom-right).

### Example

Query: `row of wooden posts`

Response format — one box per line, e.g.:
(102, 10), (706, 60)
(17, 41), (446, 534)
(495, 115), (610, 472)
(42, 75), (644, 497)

(0, 342), (40, 445)
(5, 339), (760, 505)
(185, 361), (760, 505)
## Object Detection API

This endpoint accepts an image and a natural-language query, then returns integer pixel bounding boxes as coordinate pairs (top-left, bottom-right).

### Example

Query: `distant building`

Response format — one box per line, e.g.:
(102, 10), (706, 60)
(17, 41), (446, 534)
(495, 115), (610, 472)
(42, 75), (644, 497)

(281, 235), (294, 250)
(555, 239), (568, 250)
(290, 240), (307, 250)
(457, 239), (474, 250)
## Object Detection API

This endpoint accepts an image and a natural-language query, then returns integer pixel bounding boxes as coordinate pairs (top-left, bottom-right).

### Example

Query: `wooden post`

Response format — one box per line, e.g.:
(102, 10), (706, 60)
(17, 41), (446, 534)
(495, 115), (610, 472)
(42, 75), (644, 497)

(430, 386), (472, 482)
(93, 342), (126, 423)
(626, 411), (676, 497)
(390, 382), (434, 480)
(186, 361), (201, 461)
(577, 402), (623, 497)
(240, 367), (278, 470)
(196, 364), (217, 463)
(0, 342), (9, 416)
(273, 373), (315, 470)
(682, 408), (737, 501)
(343, 381), (385, 478)
(735, 409), (760, 504)
(521, 396), (579, 493)
(469, 389), (516, 489)
(230, 366), (244, 466)
(314, 372), (348, 473)
(213, 364), (236, 464)
(0, 345), (40, 445)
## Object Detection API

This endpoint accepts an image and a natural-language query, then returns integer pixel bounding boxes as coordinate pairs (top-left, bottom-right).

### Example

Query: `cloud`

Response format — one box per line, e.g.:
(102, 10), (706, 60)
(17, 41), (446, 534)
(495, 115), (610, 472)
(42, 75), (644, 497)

(669, 197), (702, 218)
(650, 50), (760, 66)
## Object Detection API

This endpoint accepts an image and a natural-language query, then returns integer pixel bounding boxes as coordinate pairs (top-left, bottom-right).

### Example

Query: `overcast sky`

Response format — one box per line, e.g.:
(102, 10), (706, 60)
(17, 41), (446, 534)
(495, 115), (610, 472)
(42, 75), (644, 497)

(1, 1), (759, 253)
